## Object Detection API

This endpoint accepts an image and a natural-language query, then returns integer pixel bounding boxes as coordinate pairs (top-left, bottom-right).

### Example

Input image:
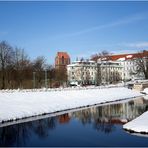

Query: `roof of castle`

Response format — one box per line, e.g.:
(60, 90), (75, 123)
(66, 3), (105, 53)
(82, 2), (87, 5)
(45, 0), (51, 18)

(56, 52), (70, 59)
(91, 50), (148, 61)
(110, 50), (148, 61)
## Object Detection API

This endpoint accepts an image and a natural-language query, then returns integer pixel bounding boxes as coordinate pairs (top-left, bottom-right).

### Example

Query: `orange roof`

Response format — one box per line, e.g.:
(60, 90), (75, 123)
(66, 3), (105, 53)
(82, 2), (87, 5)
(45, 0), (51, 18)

(106, 50), (148, 61)
(91, 50), (148, 61)
(57, 52), (70, 59)
(110, 53), (137, 61)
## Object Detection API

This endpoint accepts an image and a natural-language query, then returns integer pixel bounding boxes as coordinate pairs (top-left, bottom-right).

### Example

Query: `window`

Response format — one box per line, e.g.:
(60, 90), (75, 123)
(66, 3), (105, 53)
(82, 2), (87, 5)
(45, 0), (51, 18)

(62, 56), (64, 64)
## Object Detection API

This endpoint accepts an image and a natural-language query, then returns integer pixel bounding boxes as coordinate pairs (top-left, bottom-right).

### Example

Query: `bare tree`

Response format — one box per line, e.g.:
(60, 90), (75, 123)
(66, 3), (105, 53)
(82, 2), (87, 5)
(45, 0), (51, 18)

(85, 70), (91, 85)
(47, 65), (55, 88)
(98, 51), (111, 60)
(13, 47), (32, 88)
(91, 50), (112, 62)
(91, 50), (112, 85)
(135, 50), (148, 79)
(32, 56), (46, 88)
(0, 41), (14, 89)
(91, 54), (99, 62)
(111, 71), (121, 83)
(55, 67), (67, 87)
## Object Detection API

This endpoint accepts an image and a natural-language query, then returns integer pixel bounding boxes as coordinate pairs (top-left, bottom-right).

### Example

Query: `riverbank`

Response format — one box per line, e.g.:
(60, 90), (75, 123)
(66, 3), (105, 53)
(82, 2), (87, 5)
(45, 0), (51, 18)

(123, 110), (148, 134)
(0, 87), (142, 124)
(123, 88), (148, 134)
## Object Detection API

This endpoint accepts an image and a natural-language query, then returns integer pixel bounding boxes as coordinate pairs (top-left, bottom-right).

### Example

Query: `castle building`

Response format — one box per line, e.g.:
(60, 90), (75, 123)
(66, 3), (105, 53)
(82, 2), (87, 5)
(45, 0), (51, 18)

(55, 52), (70, 69)
(98, 60), (123, 84)
(67, 59), (123, 85)
(108, 51), (148, 81)
(92, 50), (148, 81)
(67, 60), (97, 85)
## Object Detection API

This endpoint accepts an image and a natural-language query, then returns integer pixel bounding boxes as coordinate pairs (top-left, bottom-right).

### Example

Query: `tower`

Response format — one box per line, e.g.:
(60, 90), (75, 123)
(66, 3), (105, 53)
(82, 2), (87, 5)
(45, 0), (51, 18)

(55, 52), (70, 69)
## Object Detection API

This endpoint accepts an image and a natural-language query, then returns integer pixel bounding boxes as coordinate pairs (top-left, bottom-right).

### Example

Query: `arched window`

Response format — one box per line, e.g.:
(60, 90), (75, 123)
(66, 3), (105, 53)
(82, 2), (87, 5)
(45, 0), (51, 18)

(62, 56), (64, 64)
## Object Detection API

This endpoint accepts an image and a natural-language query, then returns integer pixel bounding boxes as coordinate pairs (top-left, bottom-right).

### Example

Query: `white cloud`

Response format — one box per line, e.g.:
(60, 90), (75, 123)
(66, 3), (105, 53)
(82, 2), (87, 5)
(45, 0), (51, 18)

(116, 41), (148, 48)
(57, 11), (148, 38)
(111, 49), (138, 55)
(126, 42), (148, 48)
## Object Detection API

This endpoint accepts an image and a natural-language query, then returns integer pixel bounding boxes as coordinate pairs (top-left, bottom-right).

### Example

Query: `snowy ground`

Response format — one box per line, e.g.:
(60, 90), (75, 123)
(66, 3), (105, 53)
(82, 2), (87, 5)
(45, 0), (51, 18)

(0, 87), (142, 124)
(0, 83), (124, 93)
(123, 87), (148, 134)
(123, 111), (148, 134)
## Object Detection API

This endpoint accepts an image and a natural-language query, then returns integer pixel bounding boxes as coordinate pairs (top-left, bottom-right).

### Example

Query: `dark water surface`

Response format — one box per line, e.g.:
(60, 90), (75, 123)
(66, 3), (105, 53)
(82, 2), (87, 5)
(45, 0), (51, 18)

(0, 97), (148, 147)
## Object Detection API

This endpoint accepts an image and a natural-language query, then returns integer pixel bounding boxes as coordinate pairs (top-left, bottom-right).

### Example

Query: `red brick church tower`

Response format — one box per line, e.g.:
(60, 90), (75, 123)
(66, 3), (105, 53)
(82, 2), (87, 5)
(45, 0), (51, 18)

(55, 52), (70, 69)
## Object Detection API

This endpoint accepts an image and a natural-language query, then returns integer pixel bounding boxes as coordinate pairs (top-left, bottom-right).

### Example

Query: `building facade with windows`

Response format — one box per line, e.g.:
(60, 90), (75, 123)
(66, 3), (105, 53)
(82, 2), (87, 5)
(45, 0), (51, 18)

(98, 61), (123, 84)
(117, 58), (137, 81)
(110, 52), (148, 81)
(67, 60), (98, 85)
(92, 51), (148, 81)
(67, 60), (123, 85)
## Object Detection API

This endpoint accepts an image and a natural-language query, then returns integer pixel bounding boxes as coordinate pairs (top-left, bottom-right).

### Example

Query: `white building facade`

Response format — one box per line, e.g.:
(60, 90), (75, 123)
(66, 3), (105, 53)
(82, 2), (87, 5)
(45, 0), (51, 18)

(67, 60), (123, 85)
(116, 55), (145, 81)
(98, 61), (123, 84)
(67, 51), (147, 85)
(67, 60), (98, 85)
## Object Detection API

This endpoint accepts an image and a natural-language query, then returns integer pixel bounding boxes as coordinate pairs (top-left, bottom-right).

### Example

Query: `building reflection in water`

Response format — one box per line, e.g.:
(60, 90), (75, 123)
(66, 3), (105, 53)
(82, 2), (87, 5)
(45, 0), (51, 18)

(0, 97), (147, 146)
(69, 97), (148, 134)
(71, 97), (148, 124)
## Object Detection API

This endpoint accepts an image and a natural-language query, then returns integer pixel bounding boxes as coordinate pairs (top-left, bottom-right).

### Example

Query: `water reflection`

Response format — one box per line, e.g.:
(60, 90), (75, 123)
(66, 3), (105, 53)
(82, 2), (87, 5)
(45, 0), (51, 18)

(0, 97), (148, 146)
(70, 97), (148, 134)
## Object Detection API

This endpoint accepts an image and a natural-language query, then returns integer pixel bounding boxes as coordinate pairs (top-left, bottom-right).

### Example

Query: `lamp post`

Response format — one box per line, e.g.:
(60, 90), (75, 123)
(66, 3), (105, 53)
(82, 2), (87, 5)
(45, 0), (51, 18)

(33, 72), (36, 89)
(124, 73), (125, 86)
(45, 69), (48, 89)
(108, 61), (110, 84)
(105, 61), (107, 85)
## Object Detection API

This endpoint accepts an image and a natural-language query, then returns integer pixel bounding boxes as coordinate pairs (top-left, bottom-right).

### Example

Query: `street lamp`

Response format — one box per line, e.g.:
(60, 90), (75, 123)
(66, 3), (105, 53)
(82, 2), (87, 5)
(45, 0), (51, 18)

(124, 61), (126, 87)
(105, 61), (108, 85)
(45, 69), (48, 89)
(33, 72), (36, 89)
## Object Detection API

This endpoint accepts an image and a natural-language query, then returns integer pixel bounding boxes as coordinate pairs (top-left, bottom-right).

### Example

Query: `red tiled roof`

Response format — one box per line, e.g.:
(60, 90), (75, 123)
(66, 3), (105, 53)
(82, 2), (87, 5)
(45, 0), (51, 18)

(109, 50), (148, 61)
(110, 53), (136, 61)
(57, 52), (70, 59)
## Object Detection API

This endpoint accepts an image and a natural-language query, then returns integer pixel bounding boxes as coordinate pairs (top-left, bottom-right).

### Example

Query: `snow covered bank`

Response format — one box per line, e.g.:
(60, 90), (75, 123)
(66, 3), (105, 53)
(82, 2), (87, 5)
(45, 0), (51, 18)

(0, 87), (142, 124)
(123, 111), (148, 134)
(0, 84), (124, 93)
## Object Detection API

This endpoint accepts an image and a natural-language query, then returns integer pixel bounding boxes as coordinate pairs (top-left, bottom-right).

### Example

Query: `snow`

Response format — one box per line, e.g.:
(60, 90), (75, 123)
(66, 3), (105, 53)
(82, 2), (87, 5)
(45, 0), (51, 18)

(143, 88), (148, 94)
(0, 87), (142, 124)
(123, 111), (148, 133)
(123, 87), (148, 134)
(126, 55), (133, 58)
(117, 57), (125, 61)
(141, 88), (148, 100)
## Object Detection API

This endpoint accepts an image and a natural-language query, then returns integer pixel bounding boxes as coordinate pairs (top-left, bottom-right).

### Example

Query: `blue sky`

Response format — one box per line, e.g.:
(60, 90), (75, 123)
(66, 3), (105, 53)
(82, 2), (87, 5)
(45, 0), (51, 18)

(0, 1), (148, 64)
